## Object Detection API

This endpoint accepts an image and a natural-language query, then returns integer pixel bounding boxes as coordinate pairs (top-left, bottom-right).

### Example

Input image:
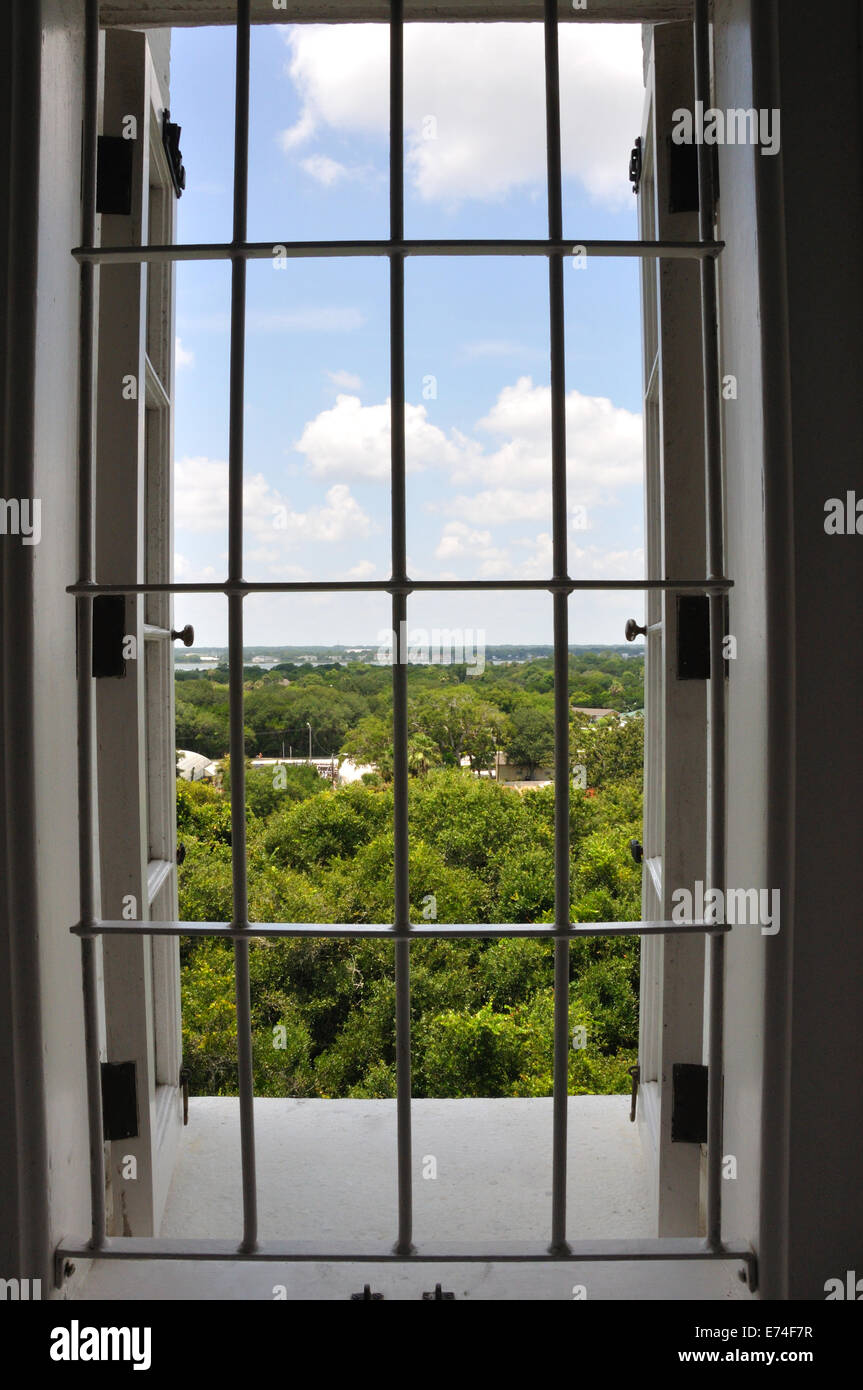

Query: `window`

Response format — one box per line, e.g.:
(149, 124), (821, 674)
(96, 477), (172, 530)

(59, 0), (753, 1293)
(94, 27), (183, 1236)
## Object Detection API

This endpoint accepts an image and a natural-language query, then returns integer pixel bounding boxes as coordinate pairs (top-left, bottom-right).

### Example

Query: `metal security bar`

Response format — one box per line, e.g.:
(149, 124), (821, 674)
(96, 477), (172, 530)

(60, 0), (756, 1292)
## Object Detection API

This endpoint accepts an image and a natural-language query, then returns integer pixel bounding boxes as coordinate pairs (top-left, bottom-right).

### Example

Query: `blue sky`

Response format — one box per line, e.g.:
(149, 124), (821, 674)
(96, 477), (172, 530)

(170, 22), (647, 648)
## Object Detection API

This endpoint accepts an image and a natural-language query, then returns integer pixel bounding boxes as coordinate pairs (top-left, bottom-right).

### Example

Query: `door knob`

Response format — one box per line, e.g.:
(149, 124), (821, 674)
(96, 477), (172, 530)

(625, 618), (646, 642)
(171, 624), (195, 646)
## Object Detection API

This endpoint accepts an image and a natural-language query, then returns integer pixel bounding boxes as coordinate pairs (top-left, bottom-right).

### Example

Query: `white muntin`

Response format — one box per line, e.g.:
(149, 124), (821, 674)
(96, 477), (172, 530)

(671, 101), (781, 156)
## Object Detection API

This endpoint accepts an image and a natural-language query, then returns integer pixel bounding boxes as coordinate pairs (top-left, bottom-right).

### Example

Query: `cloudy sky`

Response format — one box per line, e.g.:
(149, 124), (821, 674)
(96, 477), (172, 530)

(171, 22), (647, 648)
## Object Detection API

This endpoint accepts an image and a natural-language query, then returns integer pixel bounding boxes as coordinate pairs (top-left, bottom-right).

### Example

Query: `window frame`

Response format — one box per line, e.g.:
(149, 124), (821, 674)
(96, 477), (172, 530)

(59, 0), (752, 1292)
(95, 26), (183, 1238)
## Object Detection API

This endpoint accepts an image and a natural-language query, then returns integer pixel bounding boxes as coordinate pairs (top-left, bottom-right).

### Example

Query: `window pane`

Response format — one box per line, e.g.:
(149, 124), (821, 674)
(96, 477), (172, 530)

(405, 257), (552, 581)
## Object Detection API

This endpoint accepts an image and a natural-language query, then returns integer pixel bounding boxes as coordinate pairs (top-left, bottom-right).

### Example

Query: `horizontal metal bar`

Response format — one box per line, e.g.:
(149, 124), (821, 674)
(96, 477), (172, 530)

(55, 1233), (755, 1269)
(72, 920), (732, 941)
(143, 623), (172, 640)
(73, 238), (725, 267)
(66, 577), (734, 597)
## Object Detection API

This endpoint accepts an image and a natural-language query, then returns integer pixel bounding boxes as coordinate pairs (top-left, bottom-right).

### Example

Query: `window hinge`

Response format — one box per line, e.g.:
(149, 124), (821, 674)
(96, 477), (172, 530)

(671, 1063), (709, 1144)
(629, 135), (642, 194)
(628, 1064), (640, 1122)
(162, 110), (186, 198)
(676, 595), (731, 681)
(96, 134), (133, 215)
(422, 1284), (455, 1300)
(90, 595), (127, 679)
(101, 1060), (139, 1142)
(351, 1284), (384, 1300)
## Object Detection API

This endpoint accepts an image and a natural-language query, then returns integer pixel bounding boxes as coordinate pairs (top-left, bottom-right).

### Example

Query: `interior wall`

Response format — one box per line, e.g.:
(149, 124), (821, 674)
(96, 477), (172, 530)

(33, 0), (95, 1294)
(767, 0), (863, 1301)
(718, 0), (863, 1300)
(0, 0), (94, 1294)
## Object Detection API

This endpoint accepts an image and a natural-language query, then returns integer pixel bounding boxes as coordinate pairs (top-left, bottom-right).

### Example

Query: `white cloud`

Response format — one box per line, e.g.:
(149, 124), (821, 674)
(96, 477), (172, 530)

(434, 520), (493, 559)
(327, 368), (363, 390)
(300, 154), (351, 186)
(175, 337), (194, 368)
(279, 23), (643, 209)
(173, 456), (373, 547)
(292, 378), (640, 508)
(294, 393), (466, 482)
(478, 376), (641, 495)
(347, 559), (377, 578)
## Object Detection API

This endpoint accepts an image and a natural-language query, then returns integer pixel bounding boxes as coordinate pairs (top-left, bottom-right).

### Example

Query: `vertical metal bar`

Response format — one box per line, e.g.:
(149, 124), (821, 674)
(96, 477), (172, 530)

(694, 0), (726, 1253)
(229, 0), (257, 1253)
(389, 0), (413, 1256)
(77, 0), (106, 1251)
(545, 0), (571, 1255)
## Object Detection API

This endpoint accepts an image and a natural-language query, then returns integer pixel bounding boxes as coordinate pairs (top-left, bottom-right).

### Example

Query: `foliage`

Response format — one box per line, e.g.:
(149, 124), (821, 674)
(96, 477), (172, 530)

(177, 653), (644, 1100)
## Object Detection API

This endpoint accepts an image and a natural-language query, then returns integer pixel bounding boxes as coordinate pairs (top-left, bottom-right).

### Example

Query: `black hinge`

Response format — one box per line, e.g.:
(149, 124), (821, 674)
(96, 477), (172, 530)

(101, 1061), (139, 1142)
(350, 1284), (384, 1300)
(96, 135), (134, 215)
(91, 595), (127, 679)
(667, 137), (699, 214)
(676, 594), (731, 681)
(422, 1284), (455, 1300)
(629, 135), (642, 194)
(677, 594), (711, 679)
(671, 1062), (709, 1143)
(162, 110), (186, 198)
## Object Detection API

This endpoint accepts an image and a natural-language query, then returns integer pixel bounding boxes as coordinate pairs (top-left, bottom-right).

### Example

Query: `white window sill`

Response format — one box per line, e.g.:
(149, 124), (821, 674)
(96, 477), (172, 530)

(76, 1097), (753, 1300)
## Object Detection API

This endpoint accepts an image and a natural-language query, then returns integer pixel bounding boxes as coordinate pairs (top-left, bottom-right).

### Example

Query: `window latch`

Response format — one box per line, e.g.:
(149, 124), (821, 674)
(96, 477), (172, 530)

(628, 1064), (640, 1122)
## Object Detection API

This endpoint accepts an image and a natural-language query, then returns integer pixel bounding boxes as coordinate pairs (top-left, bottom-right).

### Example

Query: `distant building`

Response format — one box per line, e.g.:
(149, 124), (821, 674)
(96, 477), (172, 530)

(176, 750), (216, 782)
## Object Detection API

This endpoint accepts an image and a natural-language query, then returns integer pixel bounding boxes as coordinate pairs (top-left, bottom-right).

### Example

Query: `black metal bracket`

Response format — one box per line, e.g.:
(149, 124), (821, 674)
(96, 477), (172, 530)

(162, 110), (186, 198)
(101, 1060), (139, 1142)
(671, 1063), (709, 1144)
(422, 1284), (455, 1300)
(350, 1284), (384, 1300)
(91, 595), (127, 679)
(96, 135), (133, 215)
(677, 594), (731, 681)
(629, 135), (643, 194)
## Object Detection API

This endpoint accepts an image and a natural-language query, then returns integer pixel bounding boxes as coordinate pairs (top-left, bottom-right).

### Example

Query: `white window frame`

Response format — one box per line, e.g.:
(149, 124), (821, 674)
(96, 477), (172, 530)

(637, 19), (711, 1237)
(59, 0), (752, 1293)
(95, 27), (182, 1237)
